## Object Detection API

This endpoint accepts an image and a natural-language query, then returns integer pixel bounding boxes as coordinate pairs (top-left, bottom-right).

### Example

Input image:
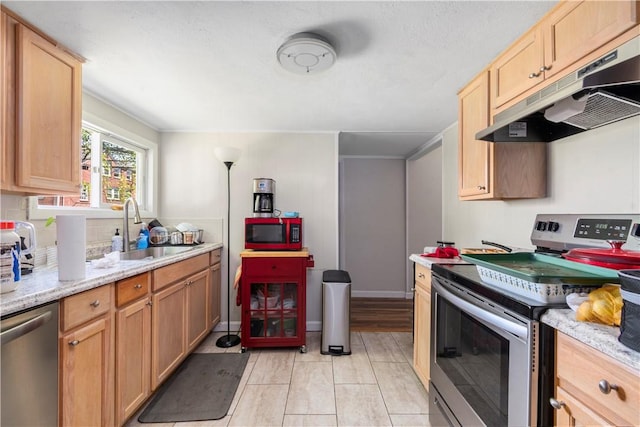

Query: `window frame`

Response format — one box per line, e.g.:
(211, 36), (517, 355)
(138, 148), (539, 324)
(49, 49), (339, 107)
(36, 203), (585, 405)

(28, 113), (158, 220)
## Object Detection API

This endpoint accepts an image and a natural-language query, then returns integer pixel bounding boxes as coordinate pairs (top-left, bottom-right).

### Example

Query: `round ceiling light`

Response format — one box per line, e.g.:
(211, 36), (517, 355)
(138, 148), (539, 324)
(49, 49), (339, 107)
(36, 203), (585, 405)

(277, 32), (337, 74)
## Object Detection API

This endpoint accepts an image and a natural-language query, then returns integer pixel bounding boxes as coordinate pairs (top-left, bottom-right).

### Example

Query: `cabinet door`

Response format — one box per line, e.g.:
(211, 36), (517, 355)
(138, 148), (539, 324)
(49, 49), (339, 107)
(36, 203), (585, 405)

(186, 269), (210, 352)
(491, 25), (544, 109)
(544, 0), (638, 79)
(116, 297), (151, 425)
(152, 281), (186, 390)
(209, 261), (221, 329)
(554, 386), (614, 427)
(60, 316), (114, 427)
(458, 71), (492, 199)
(1, 11), (15, 191)
(413, 277), (431, 389)
(15, 23), (81, 193)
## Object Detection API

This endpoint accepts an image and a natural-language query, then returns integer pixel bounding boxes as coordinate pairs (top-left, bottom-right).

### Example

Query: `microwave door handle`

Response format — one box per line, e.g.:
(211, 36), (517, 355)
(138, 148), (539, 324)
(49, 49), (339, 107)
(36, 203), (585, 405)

(433, 280), (528, 341)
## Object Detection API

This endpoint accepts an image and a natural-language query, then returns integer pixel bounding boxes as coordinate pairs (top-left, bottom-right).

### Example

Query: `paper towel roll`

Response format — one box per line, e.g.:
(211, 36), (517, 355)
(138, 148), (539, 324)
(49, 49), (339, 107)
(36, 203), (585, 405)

(56, 215), (86, 281)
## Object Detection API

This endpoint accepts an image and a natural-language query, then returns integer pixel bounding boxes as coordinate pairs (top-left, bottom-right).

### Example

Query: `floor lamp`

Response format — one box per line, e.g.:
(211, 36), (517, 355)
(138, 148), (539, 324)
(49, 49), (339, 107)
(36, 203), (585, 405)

(214, 146), (242, 348)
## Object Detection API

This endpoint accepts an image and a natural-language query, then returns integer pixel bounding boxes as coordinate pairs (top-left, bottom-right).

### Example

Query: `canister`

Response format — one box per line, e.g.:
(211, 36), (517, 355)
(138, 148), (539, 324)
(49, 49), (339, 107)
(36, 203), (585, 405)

(1, 221), (21, 292)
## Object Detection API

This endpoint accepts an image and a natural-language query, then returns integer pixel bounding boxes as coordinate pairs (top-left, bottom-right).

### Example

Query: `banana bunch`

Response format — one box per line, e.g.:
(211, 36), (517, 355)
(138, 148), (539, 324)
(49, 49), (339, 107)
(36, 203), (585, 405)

(576, 285), (623, 326)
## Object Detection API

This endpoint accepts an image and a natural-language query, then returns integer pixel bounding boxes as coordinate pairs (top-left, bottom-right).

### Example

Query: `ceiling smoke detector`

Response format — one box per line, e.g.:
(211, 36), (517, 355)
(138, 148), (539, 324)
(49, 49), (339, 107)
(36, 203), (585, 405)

(277, 32), (337, 74)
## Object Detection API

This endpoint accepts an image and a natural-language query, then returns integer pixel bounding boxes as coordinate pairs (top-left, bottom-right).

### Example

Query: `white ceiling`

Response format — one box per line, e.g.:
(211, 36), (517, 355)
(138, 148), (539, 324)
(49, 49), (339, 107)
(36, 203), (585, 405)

(4, 1), (557, 157)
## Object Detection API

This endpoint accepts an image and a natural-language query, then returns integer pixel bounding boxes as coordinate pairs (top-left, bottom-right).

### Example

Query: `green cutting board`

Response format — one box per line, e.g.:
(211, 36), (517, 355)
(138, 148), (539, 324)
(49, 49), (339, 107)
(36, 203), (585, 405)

(460, 252), (619, 284)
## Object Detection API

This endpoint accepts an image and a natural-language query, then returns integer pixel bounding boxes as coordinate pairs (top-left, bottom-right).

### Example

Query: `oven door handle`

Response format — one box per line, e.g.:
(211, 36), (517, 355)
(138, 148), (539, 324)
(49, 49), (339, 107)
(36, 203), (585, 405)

(434, 280), (528, 340)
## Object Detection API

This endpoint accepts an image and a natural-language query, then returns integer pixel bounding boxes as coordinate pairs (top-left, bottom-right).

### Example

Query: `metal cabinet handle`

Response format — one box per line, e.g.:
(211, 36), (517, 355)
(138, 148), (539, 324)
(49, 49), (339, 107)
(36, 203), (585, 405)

(549, 397), (565, 410)
(146, 300), (153, 306)
(134, 284), (142, 289)
(477, 185), (486, 190)
(540, 65), (552, 72)
(90, 300), (100, 308)
(598, 379), (619, 394)
(410, 287), (416, 291)
(418, 273), (425, 279)
(529, 71), (541, 78)
(69, 340), (80, 346)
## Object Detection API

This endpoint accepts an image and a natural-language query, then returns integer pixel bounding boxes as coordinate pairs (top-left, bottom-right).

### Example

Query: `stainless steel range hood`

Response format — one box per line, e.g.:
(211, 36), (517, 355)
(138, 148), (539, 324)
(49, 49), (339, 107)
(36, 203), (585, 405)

(476, 36), (640, 142)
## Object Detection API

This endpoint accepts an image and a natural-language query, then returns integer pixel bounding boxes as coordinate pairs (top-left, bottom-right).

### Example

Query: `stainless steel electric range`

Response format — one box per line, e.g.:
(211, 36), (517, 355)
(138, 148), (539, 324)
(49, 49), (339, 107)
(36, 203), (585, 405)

(428, 214), (640, 427)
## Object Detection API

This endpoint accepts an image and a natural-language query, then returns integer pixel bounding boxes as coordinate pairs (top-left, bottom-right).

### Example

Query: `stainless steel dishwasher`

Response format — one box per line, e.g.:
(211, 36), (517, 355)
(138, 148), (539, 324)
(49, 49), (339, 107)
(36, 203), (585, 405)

(1, 301), (59, 426)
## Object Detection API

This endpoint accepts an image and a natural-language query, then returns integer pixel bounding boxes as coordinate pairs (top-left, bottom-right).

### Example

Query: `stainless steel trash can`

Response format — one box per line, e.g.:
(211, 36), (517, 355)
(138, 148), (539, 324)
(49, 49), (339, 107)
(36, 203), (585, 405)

(321, 270), (351, 355)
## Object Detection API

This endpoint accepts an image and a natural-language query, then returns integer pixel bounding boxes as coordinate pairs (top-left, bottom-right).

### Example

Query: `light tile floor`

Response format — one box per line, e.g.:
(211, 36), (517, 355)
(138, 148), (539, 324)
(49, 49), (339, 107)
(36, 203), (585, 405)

(126, 331), (448, 427)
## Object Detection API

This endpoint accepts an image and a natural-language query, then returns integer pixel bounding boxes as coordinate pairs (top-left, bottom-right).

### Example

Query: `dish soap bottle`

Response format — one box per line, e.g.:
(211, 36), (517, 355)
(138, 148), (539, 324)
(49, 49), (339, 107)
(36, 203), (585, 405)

(136, 230), (149, 249)
(112, 228), (123, 252)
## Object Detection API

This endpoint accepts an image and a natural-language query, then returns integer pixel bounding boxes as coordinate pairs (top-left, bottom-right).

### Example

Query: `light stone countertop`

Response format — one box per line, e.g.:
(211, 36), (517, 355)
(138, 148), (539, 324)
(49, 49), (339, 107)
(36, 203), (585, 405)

(409, 253), (471, 268)
(0, 242), (222, 317)
(541, 308), (640, 372)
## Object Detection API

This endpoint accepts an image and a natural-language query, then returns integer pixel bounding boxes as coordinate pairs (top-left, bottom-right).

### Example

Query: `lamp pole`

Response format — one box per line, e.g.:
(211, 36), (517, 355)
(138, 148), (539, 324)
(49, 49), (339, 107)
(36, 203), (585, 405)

(215, 151), (241, 348)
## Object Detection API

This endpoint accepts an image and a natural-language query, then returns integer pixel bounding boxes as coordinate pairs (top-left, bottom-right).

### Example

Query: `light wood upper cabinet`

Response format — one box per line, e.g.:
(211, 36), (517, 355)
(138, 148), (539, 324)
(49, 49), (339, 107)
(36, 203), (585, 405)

(543, 0), (639, 80)
(491, 25), (545, 110)
(458, 71), (491, 199)
(1, 7), (82, 195)
(458, 71), (547, 200)
(491, 0), (639, 111)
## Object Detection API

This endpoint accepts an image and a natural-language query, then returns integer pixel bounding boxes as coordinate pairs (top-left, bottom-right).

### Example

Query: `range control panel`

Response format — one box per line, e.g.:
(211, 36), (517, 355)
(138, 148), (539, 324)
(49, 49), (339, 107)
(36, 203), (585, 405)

(531, 214), (640, 252)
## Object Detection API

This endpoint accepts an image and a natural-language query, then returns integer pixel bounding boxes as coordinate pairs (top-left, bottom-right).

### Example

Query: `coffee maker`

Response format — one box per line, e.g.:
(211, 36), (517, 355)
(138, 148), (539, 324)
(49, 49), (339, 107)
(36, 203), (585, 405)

(253, 178), (275, 217)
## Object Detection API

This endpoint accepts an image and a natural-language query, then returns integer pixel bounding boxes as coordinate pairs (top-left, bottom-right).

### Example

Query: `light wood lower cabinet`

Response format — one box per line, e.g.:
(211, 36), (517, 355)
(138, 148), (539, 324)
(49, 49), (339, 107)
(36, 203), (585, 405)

(151, 279), (187, 390)
(186, 269), (210, 352)
(209, 260), (221, 329)
(151, 253), (210, 390)
(59, 285), (114, 427)
(208, 248), (222, 329)
(413, 263), (431, 389)
(58, 251), (218, 426)
(552, 331), (640, 427)
(115, 272), (151, 426)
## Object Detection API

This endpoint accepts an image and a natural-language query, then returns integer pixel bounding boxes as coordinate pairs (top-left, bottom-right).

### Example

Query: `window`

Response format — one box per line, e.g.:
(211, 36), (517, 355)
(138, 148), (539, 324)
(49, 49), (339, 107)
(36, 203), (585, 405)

(79, 185), (89, 202)
(106, 187), (120, 201)
(29, 120), (158, 220)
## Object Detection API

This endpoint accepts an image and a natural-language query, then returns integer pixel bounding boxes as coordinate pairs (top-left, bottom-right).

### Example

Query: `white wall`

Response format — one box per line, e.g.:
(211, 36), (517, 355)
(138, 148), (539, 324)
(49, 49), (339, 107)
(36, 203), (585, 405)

(407, 144), (443, 291)
(442, 117), (640, 249)
(340, 157), (406, 297)
(159, 132), (339, 330)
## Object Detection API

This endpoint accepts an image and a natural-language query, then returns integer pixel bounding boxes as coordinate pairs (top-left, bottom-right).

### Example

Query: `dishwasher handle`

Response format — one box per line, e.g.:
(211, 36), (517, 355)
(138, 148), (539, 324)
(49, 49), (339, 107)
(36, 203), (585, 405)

(1, 311), (53, 346)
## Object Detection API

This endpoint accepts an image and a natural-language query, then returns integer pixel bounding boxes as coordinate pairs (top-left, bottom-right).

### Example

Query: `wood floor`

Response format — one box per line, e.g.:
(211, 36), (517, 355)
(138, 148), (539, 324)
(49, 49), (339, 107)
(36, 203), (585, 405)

(350, 297), (414, 332)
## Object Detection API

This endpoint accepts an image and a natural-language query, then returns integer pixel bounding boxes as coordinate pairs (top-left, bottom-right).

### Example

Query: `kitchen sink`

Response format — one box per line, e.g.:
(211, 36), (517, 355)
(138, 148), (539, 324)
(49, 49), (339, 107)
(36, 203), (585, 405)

(119, 246), (196, 261)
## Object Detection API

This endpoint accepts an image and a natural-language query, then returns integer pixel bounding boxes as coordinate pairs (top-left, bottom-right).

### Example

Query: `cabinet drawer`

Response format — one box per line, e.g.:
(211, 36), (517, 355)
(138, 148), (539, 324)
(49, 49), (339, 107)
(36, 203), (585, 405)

(415, 263), (431, 289)
(556, 332), (639, 426)
(243, 257), (303, 277)
(116, 272), (150, 307)
(210, 249), (221, 266)
(61, 285), (112, 331)
(152, 254), (209, 291)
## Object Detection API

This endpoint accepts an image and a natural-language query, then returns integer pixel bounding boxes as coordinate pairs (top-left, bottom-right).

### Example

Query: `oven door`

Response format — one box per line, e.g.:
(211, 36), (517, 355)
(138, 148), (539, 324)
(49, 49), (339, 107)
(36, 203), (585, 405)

(430, 274), (538, 427)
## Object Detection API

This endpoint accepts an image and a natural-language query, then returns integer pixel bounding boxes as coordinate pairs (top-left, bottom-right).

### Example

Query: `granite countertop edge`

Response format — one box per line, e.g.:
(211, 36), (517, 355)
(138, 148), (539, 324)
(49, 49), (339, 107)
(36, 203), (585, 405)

(0, 243), (222, 317)
(541, 308), (640, 372)
(409, 253), (471, 268)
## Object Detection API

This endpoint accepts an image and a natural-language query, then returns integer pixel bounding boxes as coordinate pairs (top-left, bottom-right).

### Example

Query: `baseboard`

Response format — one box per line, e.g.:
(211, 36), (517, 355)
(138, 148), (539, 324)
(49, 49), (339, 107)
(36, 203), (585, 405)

(351, 290), (409, 298)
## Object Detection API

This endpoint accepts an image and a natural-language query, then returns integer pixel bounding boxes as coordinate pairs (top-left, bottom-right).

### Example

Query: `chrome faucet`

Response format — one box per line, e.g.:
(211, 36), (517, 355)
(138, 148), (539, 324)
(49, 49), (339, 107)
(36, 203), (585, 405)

(123, 197), (142, 252)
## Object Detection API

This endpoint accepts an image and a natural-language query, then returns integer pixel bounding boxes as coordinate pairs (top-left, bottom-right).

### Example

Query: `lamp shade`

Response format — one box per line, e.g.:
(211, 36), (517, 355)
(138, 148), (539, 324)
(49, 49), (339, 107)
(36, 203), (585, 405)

(214, 147), (242, 164)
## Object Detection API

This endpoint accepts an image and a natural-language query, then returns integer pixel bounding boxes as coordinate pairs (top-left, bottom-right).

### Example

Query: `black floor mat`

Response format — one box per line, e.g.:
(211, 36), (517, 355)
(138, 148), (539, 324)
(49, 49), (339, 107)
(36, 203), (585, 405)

(138, 352), (249, 423)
